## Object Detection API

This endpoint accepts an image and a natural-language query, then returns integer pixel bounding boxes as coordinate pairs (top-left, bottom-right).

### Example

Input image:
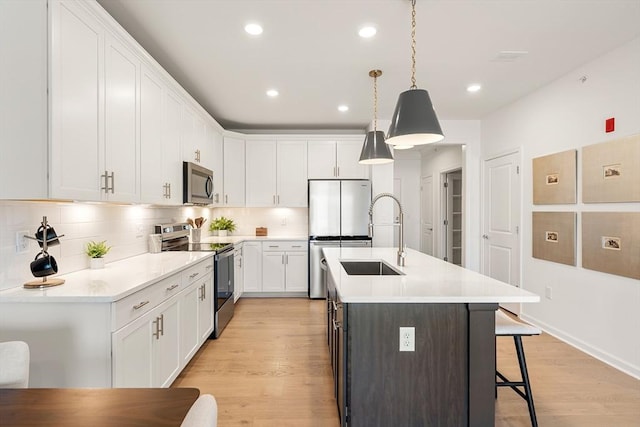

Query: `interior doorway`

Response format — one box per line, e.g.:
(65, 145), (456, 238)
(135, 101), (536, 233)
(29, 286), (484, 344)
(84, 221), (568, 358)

(420, 175), (434, 255)
(443, 169), (463, 266)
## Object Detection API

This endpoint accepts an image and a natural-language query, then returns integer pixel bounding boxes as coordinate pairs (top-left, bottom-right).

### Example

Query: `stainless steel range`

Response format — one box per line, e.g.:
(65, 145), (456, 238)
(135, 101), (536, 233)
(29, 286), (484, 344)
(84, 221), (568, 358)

(155, 223), (234, 338)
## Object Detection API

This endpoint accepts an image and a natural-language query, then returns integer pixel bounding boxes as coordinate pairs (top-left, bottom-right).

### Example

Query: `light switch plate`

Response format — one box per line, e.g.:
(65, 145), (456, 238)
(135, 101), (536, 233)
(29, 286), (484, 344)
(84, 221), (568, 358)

(16, 231), (29, 254)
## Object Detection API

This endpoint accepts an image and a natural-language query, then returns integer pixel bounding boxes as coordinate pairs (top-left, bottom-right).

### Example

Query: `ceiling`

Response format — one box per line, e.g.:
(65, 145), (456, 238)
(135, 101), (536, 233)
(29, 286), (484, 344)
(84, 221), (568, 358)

(96, 0), (640, 132)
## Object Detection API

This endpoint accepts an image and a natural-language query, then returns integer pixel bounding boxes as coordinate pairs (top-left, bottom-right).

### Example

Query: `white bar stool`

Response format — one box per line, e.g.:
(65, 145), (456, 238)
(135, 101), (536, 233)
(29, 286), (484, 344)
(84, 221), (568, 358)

(0, 341), (30, 388)
(495, 310), (541, 427)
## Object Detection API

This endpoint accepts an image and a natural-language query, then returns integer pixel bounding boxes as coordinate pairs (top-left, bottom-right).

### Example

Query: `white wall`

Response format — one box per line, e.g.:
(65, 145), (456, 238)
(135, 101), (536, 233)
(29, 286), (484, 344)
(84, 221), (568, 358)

(420, 146), (463, 260)
(481, 37), (640, 378)
(0, 201), (308, 291)
(393, 153), (421, 250)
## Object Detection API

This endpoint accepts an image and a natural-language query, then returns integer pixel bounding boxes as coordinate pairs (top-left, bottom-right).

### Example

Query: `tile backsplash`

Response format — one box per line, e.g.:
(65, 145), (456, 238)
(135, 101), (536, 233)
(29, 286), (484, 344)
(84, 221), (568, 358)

(0, 201), (308, 291)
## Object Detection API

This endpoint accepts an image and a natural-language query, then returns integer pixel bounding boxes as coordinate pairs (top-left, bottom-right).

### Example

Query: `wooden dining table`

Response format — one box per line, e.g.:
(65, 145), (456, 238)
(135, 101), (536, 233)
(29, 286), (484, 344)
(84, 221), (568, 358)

(0, 387), (200, 426)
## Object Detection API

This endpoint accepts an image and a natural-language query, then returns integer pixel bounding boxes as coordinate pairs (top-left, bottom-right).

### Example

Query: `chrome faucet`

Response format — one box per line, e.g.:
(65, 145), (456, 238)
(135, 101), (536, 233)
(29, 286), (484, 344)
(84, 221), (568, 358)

(368, 193), (405, 266)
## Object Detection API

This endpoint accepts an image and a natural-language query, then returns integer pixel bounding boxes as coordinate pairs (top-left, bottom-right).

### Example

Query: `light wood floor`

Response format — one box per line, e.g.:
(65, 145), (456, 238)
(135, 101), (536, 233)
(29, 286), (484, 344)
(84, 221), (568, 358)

(173, 298), (640, 427)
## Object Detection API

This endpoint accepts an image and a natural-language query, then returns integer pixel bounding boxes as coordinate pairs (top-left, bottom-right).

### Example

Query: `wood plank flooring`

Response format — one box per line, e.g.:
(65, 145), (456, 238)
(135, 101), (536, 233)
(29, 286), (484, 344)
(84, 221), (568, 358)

(172, 298), (640, 427)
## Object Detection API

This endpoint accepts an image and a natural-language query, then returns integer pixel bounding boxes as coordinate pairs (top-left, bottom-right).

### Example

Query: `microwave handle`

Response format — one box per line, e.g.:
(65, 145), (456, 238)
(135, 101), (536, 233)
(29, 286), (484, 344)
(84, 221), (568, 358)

(205, 176), (213, 198)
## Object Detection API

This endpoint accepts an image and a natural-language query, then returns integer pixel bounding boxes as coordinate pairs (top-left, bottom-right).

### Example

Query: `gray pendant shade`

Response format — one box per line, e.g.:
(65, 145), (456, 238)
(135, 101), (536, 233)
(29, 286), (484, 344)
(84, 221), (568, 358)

(359, 130), (394, 164)
(387, 88), (444, 146)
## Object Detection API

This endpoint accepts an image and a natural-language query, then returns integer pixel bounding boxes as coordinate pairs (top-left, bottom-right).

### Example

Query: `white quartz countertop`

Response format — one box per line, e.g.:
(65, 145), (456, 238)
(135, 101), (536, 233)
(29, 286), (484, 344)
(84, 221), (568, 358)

(199, 235), (307, 244)
(324, 247), (540, 304)
(0, 252), (213, 303)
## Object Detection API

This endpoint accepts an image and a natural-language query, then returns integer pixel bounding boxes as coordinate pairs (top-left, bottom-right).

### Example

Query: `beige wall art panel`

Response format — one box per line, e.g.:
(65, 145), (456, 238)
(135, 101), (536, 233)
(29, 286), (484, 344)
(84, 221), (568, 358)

(533, 149), (577, 204)
(582, 212), (640, 280)
(532, 212), (576, 266)
(582, 134), (640, 203)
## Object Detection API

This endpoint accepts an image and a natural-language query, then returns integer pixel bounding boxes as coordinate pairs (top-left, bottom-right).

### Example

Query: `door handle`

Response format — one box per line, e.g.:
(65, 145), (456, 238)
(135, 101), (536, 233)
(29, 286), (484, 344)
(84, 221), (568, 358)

(482, 234), (489, 239)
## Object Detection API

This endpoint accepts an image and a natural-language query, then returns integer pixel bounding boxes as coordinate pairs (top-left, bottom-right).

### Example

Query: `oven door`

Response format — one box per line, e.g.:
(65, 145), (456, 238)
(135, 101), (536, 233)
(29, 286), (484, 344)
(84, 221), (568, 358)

(213, 248), (234, 338)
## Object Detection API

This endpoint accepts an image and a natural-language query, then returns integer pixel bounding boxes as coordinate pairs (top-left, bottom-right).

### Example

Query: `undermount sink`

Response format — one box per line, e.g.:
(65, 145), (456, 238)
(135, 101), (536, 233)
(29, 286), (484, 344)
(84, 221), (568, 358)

(340, 260), (404, 276)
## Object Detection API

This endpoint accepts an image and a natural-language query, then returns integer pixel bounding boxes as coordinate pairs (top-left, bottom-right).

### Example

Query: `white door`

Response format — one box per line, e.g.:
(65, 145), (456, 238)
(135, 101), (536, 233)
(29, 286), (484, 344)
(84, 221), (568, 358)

(483, 151), (521, 314)
(262, 251), (285, 291)
(420, 176), (434, 256)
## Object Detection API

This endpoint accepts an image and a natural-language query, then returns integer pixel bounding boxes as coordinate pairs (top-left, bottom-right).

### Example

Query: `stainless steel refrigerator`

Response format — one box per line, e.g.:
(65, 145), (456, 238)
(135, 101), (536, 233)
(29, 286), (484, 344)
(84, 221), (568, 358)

(308, 179), (372, 298)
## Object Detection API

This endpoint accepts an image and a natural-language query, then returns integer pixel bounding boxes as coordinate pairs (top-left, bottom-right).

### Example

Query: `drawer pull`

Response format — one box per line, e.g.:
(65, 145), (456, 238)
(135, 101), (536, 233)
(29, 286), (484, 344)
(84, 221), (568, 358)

(269, 245), (279, 248)
(205, 264), (213, 270)
(292, 245), (302, 248)
(166, 284), (179, 291)
(133, 301), (149, 310)
(189, 272), (199, 280)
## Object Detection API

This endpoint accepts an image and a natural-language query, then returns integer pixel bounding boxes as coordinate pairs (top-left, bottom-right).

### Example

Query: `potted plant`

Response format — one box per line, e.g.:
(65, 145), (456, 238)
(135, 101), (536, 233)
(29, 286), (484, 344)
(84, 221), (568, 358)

(85, 240), (111, 269)
(210, 216), (236, 237)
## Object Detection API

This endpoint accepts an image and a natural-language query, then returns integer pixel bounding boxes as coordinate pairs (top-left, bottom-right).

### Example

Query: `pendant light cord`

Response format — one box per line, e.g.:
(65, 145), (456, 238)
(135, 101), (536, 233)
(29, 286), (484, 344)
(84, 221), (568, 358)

(373, 73), (378, 131)
(410, 0), (417, 89)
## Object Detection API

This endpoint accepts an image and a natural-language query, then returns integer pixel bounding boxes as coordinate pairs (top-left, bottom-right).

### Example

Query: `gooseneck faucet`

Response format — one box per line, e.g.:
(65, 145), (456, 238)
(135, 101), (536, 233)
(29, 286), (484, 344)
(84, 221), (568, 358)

(368, 193), (405, 266)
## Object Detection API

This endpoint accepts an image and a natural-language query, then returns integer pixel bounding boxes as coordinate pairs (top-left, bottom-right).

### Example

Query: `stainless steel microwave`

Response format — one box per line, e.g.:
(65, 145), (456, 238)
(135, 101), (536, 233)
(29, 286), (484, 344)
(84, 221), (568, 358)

(183, 162), (213, 205)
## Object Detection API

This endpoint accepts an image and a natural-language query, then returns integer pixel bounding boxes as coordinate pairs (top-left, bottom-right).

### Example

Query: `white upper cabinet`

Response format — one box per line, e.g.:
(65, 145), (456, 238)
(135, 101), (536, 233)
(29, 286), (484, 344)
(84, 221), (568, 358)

(223, 137), (245, 207)
(50, 0), (104, 201)
(140, 67), (181, 204)
(0, 0), (48, 199)
(245, 140), (277, 207)
(208, 124), (224, 206)
(51, 1), (141, 202)
(277, 141), (308, 207)
(104, 33), (140, 203)
(307, 140), (369, 180)
(246, 140), (307, 207)
(182, 106), (214, 170)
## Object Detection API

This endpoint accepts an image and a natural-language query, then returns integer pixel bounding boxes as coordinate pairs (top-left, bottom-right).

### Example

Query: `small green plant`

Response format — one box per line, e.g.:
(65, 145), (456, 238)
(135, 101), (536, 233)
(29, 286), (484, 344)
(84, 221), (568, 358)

(85, 240), (111, 258)
(209, 216), (236, 232)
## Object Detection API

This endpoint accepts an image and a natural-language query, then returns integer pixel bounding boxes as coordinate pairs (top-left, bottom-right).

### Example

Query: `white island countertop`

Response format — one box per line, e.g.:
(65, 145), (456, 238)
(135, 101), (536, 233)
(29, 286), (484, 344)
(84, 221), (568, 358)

(324, 247), (540, 304)
(0, 252), (213, 303)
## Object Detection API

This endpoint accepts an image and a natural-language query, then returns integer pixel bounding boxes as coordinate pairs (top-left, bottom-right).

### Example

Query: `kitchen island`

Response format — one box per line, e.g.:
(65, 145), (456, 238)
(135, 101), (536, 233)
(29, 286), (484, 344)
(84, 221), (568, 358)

(323, 247), (539, 427)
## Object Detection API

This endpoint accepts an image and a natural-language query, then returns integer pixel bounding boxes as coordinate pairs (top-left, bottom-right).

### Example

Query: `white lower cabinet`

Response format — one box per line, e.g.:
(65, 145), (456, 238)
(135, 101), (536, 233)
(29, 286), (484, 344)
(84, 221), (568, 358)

(242, 241), (262, 292)
(261, 241), (308, 293)
(112, 295), (180, 388)
(234, 243), (244, 302)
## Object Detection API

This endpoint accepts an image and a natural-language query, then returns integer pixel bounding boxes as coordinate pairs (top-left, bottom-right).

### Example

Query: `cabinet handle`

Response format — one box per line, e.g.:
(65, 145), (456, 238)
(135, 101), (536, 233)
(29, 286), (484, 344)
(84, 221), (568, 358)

(189, 272), (199, 280)
(273, 195), (276, 205)
(107, 171), (115, 193)
(159, 314), (164, 336)
(336, 167), (340, 177)
(133, 301), (149, 310)
(239, 258), (242, 268)
(195, 149), (200, 162)
(292, 245), (302, 248)
(152, 317), (160, 339)
(332, 300), (342, 311)
(281, 254), (285, 264)
(269, 245), (279, 248)
(166, 284), (179, 291)
(101, 171), (109, 193)
(332, 319), (342, 330)
(285, 254), (288, 264)
(277, 195), (280, 205)
(205, 264), (213, 270)
(167, 183), (171, 198)
(333, 166), (336, 177)
(215, 193), (219, 203)
(225, 194), (228, 204)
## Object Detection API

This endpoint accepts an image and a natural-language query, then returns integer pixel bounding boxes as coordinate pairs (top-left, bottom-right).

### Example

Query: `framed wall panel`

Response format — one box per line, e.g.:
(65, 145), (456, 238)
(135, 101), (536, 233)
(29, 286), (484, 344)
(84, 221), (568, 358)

(582, 134), (640, 203)
(582, 212), (640, 279)
(532, 212), (576, 266)
(532, 149), (577, 204)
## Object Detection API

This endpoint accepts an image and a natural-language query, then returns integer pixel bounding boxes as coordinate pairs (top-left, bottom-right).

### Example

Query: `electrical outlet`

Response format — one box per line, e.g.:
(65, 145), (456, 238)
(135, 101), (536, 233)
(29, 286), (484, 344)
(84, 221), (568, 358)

(545, 286), (553, 300)
(16, 231), (29, 254)
(399, 326), (415, 352)
(281, 217), (287, 226)
(135, 223), (144, 238)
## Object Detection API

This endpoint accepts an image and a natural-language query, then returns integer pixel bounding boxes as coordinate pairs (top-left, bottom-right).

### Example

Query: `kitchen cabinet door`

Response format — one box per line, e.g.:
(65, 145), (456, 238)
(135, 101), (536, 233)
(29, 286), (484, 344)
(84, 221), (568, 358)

(153, 297), (181, 387)
(140, 66), (165, 204)
(262, 251), (286, 292)
(242, 241), (262, 292)
(198, 274), (215, 342)
(162, 88), (184, 204)
(336, 140), (369, 179)
(112, 308), (154, 387)
(223, 137), (245, 207)
(285, 251), (308, 292)
(277, 141), (308, 207)
(104, 33), (140, 203)
(179, 282), (200, 366)
(234, 244), (244, 302)
(50, 0), (104, 200)
(307, 141), (337, 179)
(246, 140), (277, 207)
(208, 124), (224, 206)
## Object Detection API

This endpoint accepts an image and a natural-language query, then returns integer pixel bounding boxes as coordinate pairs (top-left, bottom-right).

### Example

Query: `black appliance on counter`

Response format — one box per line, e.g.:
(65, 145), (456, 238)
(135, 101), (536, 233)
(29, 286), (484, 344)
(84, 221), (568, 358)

(155, 223), (234, 338)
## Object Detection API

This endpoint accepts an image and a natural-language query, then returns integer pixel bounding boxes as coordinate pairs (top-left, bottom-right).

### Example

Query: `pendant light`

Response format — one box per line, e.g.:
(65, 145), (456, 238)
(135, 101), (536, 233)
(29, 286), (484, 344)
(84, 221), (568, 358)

(387, 0), (444, 148)
(359, 70), (394, 164)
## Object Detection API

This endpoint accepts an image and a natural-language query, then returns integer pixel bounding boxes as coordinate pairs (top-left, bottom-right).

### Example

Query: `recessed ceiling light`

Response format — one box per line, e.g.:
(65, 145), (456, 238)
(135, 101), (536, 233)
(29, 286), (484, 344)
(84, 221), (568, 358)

(358, 26), (377, 38)
(244, 23), (263, 36)
(338, 105), (349, 112)
(266, 89), (279, 97)
(467, 84), (482, 93)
